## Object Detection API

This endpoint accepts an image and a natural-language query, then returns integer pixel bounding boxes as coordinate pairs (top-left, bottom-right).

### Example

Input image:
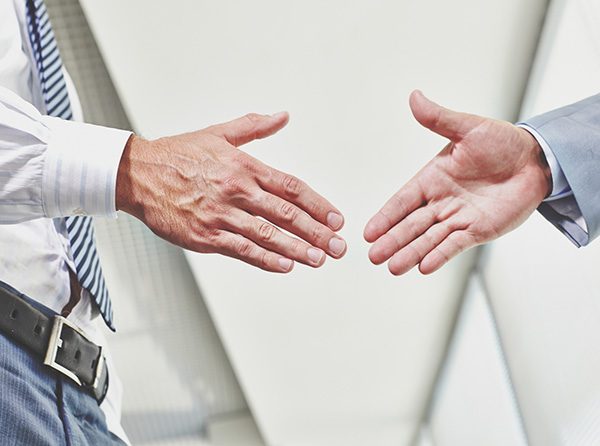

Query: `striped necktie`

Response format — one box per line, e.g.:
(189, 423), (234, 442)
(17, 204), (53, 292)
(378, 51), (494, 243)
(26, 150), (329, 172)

(25, 0), (115, 331)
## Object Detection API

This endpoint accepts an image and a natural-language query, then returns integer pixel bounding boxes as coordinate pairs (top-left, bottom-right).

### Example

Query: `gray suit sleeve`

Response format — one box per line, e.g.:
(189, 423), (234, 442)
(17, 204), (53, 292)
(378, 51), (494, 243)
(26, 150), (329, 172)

(524, 93), (600, 247)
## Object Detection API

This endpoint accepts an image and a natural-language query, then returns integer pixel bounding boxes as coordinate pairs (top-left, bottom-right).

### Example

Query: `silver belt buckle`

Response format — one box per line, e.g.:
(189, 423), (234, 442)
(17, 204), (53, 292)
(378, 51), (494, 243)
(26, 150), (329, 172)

(43, 315), (105, 390)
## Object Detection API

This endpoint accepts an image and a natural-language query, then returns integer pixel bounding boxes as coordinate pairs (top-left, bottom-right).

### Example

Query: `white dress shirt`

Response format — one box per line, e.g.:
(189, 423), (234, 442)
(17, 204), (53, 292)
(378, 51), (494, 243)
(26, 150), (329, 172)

(1, 1), (131, 443)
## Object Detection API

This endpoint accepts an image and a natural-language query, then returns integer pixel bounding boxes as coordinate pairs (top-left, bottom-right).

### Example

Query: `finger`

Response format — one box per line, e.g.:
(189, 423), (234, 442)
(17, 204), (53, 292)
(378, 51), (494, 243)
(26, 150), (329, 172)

(368, 205), (437, 265)
(364, 181), (425, 243)
(214, 230), (295, 273)
(409, 90), (480, 142)
(208, 112), (289, 147)
(386, 220), (462, 275)
(250, 193), (347, 259)
(257, 169), (344, 231)
(226, 210), (326, 268)
(418, 230), (475, 275)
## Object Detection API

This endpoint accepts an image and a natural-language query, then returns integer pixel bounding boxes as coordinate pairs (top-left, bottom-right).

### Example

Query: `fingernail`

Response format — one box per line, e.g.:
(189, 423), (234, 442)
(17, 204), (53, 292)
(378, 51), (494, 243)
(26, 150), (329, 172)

(307, 247), (325, 265)
(328, 237), (346, 257)
(327, 212), (344, 230)
(279, 258), (293, 271)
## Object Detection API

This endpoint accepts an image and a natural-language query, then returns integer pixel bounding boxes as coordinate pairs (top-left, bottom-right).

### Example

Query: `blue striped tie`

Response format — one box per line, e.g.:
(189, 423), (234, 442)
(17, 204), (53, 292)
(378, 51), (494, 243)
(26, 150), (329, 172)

(25, 0), (115, 331)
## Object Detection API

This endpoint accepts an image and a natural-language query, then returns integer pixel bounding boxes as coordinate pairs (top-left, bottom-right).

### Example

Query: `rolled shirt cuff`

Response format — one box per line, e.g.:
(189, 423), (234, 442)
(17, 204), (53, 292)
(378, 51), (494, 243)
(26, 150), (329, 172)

(41, 116), (131, 218)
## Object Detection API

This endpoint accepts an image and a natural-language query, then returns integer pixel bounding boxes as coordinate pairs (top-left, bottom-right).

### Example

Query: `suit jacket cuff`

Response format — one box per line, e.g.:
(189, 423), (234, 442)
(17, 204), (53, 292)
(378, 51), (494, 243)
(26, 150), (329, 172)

(521, 93), (600, 246)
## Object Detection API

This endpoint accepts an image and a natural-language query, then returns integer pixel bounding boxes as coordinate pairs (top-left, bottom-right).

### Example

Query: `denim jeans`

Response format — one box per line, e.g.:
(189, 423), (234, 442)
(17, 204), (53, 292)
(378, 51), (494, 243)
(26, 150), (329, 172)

(0, 286), (125, 445)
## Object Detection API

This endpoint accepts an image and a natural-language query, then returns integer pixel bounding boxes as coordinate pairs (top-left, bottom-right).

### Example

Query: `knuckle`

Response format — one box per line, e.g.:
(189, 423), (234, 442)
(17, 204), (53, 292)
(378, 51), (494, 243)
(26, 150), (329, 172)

(203, 213), (231, 232)
(204, 232), (222, 249)
(258, 222), (276, 242)
(236, 239), (254, 258)
(246, 188), (262, 204)
(221, 175), (249, 197)
(309, 200), (325, 217)
(310, 224), (326, 245)
(290, 239), (305, 256)
(244, 113), (262, 123)
(282, 175), (302, 197)
(279, 202), (299, 222)
(303, 196), (324, 218)
(202, 199), (219, 213)
(191, 229), (218, 253)
(211, 212), (229, 228)
(235, 152), (258, 172)
(202, 200), (225, 219)
(260, 250), (271, 269)
(190, 220), (210, 239)
(205, 229), (220, 242)
(200, 213), (218, 229)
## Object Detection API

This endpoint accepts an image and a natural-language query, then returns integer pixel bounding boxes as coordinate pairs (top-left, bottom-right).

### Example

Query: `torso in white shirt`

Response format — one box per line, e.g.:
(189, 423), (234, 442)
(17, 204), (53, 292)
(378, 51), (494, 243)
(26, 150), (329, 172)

(0, 1), (128, 443)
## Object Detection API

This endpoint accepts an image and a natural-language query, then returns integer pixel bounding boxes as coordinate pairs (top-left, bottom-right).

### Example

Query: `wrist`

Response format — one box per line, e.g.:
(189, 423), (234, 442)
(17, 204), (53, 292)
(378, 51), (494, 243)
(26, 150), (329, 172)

(518, 126), (553, 200)
(116, 133), (149, 217)
(536, 145), (553, 199)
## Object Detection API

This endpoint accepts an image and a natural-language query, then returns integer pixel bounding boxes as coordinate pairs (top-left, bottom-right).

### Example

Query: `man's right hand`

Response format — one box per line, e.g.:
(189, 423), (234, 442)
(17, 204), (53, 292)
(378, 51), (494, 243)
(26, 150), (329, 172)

(364, 91), (552, 276)
(116, 112), (346, 273)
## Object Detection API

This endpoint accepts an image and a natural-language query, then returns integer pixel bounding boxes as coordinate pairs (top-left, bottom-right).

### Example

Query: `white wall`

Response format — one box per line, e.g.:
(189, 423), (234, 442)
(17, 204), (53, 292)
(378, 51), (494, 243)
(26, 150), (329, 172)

(427, 275), (527, 446)
(81, 1), (548, 444)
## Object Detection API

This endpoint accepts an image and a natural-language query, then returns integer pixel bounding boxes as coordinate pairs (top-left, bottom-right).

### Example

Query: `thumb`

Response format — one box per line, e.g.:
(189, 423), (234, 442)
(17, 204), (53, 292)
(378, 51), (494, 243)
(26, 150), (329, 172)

(409, 90), (476, 141)
(209, 111), (289, 147)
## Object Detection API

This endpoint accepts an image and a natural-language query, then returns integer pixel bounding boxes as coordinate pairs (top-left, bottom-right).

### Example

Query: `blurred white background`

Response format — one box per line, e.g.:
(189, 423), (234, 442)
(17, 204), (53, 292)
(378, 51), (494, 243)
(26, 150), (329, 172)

(48, 0), (600, 445)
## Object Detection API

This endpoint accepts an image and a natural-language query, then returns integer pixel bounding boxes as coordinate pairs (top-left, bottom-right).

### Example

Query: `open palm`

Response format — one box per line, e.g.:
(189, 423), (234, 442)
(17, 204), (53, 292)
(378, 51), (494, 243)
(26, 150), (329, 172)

(364, 90), (551, 275)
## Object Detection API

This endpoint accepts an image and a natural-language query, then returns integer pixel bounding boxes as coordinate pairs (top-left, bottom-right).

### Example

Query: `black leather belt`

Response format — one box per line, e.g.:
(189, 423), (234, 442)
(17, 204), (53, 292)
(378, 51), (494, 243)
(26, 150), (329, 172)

(0, 283), (108, 404)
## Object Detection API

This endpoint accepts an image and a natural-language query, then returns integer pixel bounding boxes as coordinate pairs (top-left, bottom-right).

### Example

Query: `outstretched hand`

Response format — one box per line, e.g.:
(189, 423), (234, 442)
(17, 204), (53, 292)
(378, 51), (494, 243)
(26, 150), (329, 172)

(364, 90), (551, 275)
(117, 112), (346, 273)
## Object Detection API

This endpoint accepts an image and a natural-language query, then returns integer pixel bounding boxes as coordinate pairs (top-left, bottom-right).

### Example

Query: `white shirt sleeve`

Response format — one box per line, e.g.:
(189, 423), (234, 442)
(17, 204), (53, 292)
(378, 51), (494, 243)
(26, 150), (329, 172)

(0, 86), (131, 223)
